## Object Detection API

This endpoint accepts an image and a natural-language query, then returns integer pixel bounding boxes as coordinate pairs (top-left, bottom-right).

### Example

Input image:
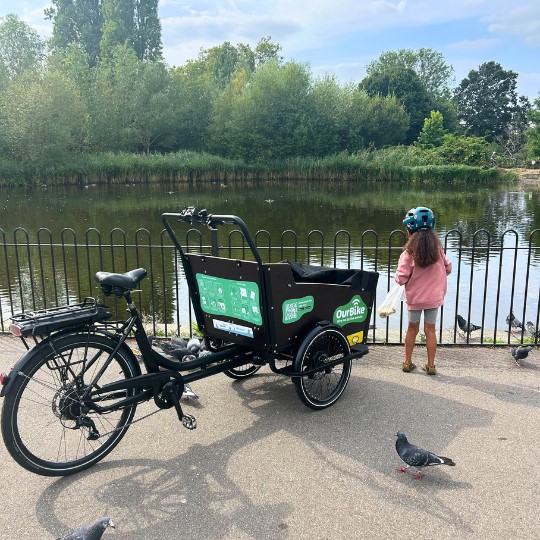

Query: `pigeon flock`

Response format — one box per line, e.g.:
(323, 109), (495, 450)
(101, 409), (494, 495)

(57, 517), (115, 540)
(395, 432), (456, 479)
(151, 335), (209, 399)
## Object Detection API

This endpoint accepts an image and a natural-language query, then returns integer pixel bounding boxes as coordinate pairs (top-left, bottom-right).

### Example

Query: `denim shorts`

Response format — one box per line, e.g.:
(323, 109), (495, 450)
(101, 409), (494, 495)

(408, 307), (439, 324)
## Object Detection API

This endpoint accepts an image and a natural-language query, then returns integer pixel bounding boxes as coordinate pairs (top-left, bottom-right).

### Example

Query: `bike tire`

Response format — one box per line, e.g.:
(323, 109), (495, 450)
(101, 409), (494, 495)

(223, 364), (262, 380)
(1, 332), (140, 476)
(292, 326), (352, 410)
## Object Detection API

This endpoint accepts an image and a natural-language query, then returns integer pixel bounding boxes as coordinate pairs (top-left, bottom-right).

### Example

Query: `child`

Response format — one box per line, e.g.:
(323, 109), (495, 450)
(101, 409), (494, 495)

(395, 207), (452, 375)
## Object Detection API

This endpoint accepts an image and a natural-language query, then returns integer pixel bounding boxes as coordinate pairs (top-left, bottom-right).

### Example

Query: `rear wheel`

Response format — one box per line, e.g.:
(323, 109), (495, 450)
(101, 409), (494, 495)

(1, 333), (139, 476)
(292, 325), (352, 409)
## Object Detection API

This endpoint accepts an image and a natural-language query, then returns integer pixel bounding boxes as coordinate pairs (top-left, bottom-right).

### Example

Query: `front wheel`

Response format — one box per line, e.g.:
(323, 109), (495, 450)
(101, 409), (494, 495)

(1, 333), (140, 476)
(224, 352), (263, 380)
(292, 325), (352, 409)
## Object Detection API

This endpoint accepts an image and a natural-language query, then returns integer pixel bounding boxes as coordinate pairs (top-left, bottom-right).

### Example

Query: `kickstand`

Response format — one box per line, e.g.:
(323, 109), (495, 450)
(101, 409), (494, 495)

(163, 382), (197, 430)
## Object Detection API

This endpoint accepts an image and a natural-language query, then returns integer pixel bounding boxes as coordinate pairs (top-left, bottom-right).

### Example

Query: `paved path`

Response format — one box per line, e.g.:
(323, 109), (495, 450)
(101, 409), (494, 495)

(0, 336), (539, 539)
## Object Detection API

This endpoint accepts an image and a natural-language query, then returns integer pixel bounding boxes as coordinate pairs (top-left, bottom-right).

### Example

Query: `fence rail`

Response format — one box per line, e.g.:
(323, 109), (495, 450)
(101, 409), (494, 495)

(1, 226), (539, 347)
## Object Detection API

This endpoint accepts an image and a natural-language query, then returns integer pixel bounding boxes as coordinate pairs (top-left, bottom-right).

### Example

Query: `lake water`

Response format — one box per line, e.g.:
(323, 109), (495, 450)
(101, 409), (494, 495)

(1, 180), (539, 241)
(1, 180), (539, 338)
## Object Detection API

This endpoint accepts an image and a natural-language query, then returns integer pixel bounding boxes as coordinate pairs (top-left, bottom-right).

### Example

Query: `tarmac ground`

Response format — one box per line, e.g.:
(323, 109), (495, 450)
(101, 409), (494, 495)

(0, 335), (539, 540)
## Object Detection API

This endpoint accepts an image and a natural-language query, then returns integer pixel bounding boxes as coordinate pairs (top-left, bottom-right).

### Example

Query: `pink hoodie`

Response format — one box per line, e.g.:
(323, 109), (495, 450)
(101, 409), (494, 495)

(395, 248), (452, 311)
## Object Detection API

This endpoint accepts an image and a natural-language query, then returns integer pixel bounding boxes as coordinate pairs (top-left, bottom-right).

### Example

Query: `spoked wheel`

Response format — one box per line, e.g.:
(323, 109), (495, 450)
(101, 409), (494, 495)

(292, 325), (352, 409)
(1, 333), (140, 476)
(224, 352), (262, 380)
(224, 364), (262, 380)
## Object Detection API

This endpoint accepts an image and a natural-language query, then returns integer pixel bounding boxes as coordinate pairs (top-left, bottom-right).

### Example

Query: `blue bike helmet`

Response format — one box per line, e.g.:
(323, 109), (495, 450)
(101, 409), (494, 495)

(403, 206), (435, 233)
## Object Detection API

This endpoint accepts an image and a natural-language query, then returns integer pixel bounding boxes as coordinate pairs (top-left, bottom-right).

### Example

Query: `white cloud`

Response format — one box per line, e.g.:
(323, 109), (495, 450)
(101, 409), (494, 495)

(447, 38), (501, 51)
(483, 4), (540, 45)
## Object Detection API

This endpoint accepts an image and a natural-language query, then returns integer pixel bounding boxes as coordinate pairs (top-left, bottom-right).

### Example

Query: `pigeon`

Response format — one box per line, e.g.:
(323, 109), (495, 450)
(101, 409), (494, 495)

(153, 341), (191, 360)
(456, 314), (482, 339)
(510, 345), (534, 367)
(395, 432), (455, 479)
(506, 311), (524, 334)
(57, 517), (115, 540)
(170, 336), (188, 348)
(526, 321), (540, 339)
(186, 337), (201, 353)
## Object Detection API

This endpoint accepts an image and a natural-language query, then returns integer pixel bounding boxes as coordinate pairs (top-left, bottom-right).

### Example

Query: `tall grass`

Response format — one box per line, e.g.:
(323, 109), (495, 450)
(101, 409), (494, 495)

(0, 148), (510, 186)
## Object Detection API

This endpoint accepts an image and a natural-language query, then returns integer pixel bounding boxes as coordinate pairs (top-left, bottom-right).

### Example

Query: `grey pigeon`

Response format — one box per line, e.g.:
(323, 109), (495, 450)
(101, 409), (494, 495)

(186, 337), (201, 353)
(506, 311), (524, 333)
(57, 517), (115, 540)
(395, 432), (455, 479)
(456, 314), (481, 339)
(154, 341), (190, 360)
(510, 345), (533, 367)
(170, 336), (188, 348)
(526, 321), (540, 339)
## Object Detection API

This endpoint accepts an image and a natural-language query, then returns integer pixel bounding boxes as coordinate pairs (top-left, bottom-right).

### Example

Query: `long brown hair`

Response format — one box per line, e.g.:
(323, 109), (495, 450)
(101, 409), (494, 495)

(404, 229), (441, 267)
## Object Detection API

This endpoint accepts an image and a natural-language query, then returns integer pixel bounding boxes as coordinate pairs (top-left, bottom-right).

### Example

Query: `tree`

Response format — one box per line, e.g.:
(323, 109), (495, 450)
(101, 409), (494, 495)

(415, 111), (447, 149)
(100, 0), (162, 61)
(0, 14), (45, 88)
(183, 38), (282, 89)
(207, 61), (312, 160)
(305, 76), (351, 156)
(1, 71), (87, 165)
(454, 61), (529, 143)
(89, 45), (169, 152)
(45, 0), (162, 64)
(346, 91), (409, 150)
(360, 66), (433, 144)
(526, 96), (540, 159)
(45, 0), (104, 66)
(366, 48), (454, 97)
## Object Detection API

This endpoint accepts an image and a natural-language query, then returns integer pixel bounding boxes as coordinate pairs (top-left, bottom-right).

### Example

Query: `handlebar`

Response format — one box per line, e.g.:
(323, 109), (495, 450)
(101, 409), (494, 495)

(161, 206), (263, 265)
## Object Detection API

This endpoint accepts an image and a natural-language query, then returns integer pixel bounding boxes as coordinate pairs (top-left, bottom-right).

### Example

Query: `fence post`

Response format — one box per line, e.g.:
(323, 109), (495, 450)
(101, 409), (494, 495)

(211, 229), (218, 257)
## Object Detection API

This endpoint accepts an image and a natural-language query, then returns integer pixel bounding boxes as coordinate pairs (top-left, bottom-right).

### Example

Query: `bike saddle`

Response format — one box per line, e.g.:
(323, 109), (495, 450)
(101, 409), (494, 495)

(95, 268), (147, 296)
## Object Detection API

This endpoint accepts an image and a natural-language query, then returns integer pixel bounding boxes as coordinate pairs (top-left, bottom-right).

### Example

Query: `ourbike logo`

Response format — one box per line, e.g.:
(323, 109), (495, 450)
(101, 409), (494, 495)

(333, 295), (368, 325)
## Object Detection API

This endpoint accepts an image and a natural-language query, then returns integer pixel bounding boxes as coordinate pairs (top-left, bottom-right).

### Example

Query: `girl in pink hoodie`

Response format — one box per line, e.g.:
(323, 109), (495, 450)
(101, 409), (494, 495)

(395, 207), (452, 375)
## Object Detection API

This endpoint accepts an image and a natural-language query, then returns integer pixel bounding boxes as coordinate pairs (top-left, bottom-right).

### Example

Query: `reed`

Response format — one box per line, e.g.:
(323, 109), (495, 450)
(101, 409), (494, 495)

(0, 149), (507, 186)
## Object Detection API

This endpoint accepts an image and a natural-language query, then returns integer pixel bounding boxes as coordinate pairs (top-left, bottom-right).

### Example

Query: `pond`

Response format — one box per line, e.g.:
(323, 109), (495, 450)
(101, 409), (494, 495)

(1, 179), (539, 241)
(1, 179), (540, 340)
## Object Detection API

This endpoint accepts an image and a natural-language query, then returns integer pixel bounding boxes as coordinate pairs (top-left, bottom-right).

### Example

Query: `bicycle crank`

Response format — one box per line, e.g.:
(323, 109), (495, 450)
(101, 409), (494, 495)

(161, 381), (197, 430)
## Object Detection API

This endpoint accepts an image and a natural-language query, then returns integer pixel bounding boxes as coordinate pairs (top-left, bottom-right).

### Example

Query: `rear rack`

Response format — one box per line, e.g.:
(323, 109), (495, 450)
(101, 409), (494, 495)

(10, 298), (112, 338)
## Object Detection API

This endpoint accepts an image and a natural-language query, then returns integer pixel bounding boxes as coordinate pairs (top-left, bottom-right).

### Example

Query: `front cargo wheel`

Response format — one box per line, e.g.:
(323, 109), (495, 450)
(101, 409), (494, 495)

(292, 326), (352, 410)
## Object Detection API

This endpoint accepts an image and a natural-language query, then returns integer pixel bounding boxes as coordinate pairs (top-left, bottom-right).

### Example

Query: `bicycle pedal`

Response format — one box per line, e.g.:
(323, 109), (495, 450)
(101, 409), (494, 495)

(182, 414), (197, 430)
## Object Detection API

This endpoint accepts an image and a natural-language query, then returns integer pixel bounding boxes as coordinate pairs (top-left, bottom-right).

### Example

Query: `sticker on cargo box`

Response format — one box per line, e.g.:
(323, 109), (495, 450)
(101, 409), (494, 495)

(282, 296), (314, 324)
(196, 273), (262, 325)
(213, 319), (254, 338)
(333, 295), (368, 325)
(346, 331), (364, 346)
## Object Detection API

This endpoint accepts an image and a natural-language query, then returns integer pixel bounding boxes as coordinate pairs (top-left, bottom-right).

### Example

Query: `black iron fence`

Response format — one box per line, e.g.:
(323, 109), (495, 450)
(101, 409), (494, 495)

(1, 225), (539, 346)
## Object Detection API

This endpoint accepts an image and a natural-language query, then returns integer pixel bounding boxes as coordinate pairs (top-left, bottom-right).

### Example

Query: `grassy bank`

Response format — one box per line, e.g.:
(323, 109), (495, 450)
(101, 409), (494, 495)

(0, 148), (514, 187)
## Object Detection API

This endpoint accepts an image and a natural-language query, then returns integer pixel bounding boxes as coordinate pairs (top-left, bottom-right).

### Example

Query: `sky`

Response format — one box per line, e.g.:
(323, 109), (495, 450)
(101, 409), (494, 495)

(2, 0), (540, 101)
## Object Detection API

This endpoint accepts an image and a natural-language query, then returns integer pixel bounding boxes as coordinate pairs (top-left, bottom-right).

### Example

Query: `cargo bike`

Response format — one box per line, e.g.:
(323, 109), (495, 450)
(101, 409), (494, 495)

(0, 207), (379, 476)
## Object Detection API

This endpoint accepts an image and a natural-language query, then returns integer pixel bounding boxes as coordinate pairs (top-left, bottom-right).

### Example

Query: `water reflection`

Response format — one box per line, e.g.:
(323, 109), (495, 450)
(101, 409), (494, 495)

(1, 181), (539, 340)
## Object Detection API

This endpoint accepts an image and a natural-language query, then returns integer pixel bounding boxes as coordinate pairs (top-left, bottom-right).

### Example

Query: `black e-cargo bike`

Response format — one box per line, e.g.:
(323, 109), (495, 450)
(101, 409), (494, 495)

(0, 207), (379, 476)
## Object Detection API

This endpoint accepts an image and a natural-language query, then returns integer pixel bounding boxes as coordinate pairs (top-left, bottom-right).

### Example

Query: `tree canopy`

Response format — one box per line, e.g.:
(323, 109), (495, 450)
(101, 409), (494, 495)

(454, 61), (529, 143)
(0, 14), (45, 88)
(366, 48), (455, 97)
(360, 66), (433, 144)
(0, 11), (537, 173)
(45, 0), (161, 65)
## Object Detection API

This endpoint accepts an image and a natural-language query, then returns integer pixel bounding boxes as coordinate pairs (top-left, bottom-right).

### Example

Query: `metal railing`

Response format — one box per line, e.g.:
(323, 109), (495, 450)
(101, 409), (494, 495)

(1, 226), (539, 346)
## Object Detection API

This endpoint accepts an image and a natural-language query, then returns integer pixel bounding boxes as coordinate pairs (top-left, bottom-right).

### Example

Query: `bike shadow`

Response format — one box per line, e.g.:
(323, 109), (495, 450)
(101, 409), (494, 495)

(37, 369), (488, 539)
